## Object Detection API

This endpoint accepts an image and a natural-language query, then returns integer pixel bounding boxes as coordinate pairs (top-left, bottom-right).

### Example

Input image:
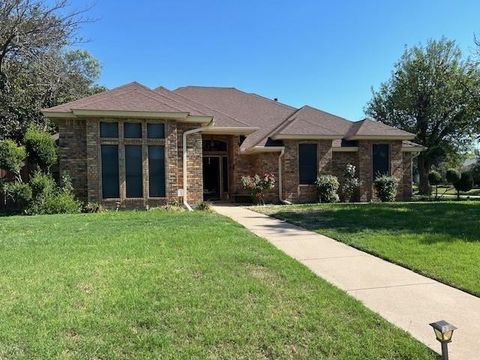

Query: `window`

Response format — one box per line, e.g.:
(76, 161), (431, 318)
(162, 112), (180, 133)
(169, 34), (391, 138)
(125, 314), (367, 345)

(299, 144), (317, 184)
(372, 144), (390, 179)
(148, 146), (165, 197)
(101, 145), (119, 198)
(125, 145), (143, 197)
(100, 122), (118, 138)
(203, 139), (227, 152)
(147, 123), (165, 139)
(124, 123), (142, 138)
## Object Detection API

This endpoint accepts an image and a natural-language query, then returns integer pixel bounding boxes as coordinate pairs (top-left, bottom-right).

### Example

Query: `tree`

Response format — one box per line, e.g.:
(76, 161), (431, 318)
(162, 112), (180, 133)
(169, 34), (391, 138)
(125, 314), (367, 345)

(428, 170), (442, 199)
(446, 168), (461, 185)
(366, 38), (480, 195)
(471, 160), (480, 186)
(0, 0), (103, 141)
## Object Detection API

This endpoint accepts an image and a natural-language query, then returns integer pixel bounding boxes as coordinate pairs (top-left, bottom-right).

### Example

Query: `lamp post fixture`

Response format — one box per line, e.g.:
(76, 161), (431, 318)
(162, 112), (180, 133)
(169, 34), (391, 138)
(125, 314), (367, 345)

(429, 320), (457, 360)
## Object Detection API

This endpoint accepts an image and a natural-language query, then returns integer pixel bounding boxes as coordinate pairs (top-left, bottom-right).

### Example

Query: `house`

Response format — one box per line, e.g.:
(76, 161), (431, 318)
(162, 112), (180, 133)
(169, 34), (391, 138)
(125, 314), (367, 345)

(41, 82), (423, 208)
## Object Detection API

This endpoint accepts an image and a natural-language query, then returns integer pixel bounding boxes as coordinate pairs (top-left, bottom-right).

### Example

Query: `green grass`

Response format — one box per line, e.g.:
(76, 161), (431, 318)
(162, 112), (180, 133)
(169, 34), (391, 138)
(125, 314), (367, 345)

(0, 210), (434, 359)
(256, 202), (480, 297)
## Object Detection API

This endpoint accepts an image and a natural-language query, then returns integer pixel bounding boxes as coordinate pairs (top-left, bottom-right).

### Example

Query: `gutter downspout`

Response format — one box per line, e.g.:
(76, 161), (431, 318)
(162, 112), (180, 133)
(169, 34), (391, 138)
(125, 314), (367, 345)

(183, 119), (214, 211)
(278, 147), (292, 205)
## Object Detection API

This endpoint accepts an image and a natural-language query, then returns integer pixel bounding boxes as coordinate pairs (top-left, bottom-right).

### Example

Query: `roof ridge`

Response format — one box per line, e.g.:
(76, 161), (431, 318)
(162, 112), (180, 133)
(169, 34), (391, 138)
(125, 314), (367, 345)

(152, 87), (207, 115)
(302, 104), (353, 124)
(167, 87), (252, 127)
(246, 92), (296, 111)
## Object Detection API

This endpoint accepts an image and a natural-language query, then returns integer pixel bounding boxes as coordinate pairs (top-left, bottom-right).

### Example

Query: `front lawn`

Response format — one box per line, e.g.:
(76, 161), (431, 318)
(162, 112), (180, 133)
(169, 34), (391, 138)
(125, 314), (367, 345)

(0, 210), (433, 359)
(256, 202), (480, 296)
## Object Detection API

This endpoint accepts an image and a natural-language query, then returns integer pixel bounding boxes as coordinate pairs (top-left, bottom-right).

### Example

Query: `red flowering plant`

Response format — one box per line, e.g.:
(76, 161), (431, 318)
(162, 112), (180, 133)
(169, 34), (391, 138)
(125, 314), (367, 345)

(240, 172), (276, 205)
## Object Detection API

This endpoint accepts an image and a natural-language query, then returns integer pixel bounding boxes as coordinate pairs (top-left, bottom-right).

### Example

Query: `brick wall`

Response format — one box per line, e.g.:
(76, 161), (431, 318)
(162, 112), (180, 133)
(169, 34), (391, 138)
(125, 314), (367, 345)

(57, 119), (88, 201)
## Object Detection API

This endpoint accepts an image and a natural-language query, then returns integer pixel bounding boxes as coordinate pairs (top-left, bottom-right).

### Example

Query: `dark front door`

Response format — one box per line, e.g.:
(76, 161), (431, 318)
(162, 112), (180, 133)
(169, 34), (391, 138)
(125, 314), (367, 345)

(203, 156), (220, 200)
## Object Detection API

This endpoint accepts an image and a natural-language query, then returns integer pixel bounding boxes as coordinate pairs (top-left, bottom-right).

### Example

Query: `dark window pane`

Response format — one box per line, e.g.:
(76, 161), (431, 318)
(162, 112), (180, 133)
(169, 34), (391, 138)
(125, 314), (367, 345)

(124, 123), (142, 138)
(373, 144), (390, 179)
(299, 144), (317, 184)
(125, 145), (143, 197)
(101, 145), (119, 198)
(203, 139), (227, 152)
(148, 145), (165, 197)
(222, 156), (228, 192)
(147, 123), (165, 139)
(100, 122), (118, 138)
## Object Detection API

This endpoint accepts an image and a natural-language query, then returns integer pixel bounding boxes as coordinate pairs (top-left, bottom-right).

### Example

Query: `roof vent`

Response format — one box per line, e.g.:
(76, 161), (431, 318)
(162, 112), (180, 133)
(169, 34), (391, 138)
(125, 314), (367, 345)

(273, 98), (278, 102)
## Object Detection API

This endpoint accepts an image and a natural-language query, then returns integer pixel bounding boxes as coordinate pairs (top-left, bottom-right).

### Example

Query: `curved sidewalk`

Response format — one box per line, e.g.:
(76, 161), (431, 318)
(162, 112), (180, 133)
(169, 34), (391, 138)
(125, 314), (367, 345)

(214, 205), (480, 360)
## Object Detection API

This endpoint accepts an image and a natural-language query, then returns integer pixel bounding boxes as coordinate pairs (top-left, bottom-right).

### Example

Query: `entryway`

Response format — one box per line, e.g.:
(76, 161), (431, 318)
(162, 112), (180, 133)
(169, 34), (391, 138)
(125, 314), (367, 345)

(202, 137), (230, 201)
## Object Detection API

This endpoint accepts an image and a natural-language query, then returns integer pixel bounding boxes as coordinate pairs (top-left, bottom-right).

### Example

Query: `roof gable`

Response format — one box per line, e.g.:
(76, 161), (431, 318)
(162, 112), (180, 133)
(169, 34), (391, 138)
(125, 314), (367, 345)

(345, 118), (415, 140)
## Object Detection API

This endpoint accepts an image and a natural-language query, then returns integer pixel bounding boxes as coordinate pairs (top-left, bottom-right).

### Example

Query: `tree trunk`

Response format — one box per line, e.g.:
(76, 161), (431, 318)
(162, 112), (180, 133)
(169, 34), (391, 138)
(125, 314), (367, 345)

(417, 153), (431, 195)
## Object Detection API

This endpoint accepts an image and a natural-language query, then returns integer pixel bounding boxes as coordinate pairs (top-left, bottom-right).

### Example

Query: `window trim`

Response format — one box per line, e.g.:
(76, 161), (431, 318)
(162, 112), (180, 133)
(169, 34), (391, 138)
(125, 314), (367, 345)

(298, 143), (318, 185)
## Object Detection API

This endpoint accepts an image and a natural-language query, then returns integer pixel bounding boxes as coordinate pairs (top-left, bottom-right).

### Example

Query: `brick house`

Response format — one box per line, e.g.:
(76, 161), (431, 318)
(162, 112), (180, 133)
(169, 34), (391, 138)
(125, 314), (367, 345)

(42, 82), (423, 208)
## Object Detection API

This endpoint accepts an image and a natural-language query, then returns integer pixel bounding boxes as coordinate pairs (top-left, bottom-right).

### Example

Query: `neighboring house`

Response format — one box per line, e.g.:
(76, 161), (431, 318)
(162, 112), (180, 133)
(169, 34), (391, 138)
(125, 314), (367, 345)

(42, 82), (424, 208)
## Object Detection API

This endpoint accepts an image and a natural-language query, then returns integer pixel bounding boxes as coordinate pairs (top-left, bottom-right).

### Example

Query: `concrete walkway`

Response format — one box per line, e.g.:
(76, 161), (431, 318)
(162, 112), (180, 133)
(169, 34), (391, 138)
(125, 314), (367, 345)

(213, 205), (480, 360)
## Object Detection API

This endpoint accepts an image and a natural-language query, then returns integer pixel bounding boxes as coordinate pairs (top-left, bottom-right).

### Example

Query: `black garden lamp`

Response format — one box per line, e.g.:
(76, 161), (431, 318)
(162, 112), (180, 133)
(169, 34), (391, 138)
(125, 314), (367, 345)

(429, 320), (457, 360)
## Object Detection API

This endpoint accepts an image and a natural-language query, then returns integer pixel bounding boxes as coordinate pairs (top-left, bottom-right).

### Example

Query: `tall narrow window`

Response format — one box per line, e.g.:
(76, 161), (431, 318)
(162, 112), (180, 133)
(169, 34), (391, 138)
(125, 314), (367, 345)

(148, 145), (165, 197)
(101, 145), (119, 198)
(125, 145), (143, 198)
(372, 144), (390, 179)
(299, 144), (317, 184)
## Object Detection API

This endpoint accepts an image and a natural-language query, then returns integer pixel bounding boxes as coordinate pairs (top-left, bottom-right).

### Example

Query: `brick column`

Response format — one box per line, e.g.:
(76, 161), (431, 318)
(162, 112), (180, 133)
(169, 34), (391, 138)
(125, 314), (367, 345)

(86, 119), (100, 203)
(358, 141), (373, 201)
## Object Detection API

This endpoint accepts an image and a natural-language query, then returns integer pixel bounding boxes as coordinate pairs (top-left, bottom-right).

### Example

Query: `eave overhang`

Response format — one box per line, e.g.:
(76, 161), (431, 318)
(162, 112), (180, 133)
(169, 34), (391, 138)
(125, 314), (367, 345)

(241, 146), (285, 154)
(346, 135), (416, 141)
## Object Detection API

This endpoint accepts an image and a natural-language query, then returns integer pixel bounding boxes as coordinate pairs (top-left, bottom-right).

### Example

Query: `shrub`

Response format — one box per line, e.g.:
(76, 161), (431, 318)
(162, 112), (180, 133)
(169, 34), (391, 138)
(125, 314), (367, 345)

(0, 140), (26, 181)
(428, 170), (442, 199)
(196, 201), (212, 211)
(445, 169), (461, 185)
(26, 172), (81, 215)
(315, 175), (339, 203)
(5, 182), (32, 210)
(341, 164), (361, 202)
(374, 175), (398, 202)
(24, 127), (57, 171)
(453, 171), (474, 199)
(471, 161), (480, 186)
(240, 173), (275, 205)
(30, 170), (55, 199)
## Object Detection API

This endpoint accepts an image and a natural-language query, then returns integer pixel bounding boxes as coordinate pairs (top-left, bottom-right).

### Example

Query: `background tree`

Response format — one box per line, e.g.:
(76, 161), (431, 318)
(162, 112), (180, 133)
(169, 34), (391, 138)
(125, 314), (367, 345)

(366, 38), (480, 194)
(0, 0), (104, 141)
(454, 172), (474, 199)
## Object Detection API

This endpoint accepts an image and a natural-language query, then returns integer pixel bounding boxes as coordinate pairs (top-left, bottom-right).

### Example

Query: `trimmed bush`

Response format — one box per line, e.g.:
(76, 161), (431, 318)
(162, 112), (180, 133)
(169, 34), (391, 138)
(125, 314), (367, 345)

(0, 140), (26, 181)
(196, 201), (212, 211)
(315, 175), (339, 203)
(374, 175), (398, 202)
(428, 170), (442, 199)
(446, 169), (461, 185)
(341, 163), (361, 202)
(453, 171), (474, 199)
(24, 128), (57, 171)
(30, 170), (55, 199)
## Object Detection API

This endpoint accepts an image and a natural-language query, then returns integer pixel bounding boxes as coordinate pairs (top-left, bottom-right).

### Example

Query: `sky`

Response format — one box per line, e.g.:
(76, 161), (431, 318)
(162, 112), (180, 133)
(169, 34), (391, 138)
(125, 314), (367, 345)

(69, 0), (480, 120)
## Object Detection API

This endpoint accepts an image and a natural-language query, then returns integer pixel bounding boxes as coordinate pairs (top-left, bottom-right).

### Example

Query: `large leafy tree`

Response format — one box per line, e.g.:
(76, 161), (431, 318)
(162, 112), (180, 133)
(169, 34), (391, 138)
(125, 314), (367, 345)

(366, 38), (480, 194)
(0, 0), (105, 141)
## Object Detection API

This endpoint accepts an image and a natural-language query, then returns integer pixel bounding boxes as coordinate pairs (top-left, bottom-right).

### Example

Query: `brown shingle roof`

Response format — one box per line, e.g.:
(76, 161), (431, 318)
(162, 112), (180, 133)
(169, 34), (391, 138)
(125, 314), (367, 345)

(154, 86), (250, 128)
(345, 118), (415, 139)
(174, 86), (295, 150)
(43, 82), (204, 115)
(272, 105), (352, 138)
